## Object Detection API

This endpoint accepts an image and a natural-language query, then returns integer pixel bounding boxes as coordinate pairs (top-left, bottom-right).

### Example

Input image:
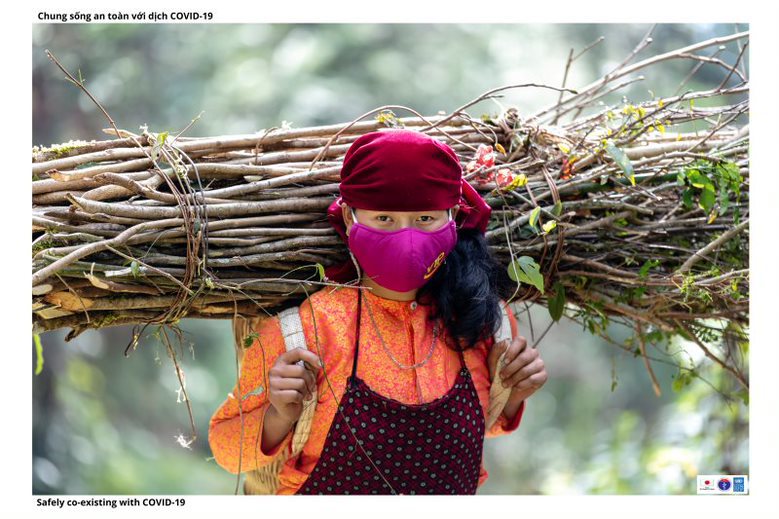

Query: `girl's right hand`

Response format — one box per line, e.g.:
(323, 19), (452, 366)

(268, 348), (322, 424)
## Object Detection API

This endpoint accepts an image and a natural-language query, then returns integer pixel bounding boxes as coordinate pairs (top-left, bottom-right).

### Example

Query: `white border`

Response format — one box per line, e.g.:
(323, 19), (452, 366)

(8, 1), (777, 517)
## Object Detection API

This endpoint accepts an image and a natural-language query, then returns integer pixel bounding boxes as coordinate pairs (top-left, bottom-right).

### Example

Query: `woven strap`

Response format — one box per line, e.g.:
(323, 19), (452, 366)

(485, 301), (513, 430)
(277, 306), (319, 458)
(234, 307), (317, 495)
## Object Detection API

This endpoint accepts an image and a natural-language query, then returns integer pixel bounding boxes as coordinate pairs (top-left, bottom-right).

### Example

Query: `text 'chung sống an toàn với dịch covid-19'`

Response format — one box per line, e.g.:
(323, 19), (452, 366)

(36, 10), (214, 22)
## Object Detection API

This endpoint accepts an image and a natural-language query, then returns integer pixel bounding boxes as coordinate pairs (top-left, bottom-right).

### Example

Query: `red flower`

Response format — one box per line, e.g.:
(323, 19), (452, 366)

(470, 144), (496, 185)
(475, 144), (495, 169)
(495, 168), (515, 188)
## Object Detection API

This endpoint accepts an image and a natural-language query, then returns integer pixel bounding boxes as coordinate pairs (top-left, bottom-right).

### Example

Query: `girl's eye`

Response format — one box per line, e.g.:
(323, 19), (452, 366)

(419, 216), (434, 222)
(377, 215), (391, 222)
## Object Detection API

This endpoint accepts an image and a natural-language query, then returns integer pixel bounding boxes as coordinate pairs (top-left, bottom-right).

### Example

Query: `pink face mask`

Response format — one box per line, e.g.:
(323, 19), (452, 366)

(347, 208), (458, 292)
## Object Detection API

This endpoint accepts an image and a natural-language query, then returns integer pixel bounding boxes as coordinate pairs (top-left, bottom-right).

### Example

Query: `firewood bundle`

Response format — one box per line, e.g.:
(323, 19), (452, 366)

(32, 32), (749, 366)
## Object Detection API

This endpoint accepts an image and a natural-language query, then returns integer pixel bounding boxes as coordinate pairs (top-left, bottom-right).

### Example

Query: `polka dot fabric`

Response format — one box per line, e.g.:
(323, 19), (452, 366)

(297, 289), (485, 495)
(297, 366), (485, 495)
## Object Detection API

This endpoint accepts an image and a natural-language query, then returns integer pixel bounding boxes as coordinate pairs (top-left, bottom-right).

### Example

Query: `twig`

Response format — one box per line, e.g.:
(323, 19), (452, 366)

(677, 219), (749, 273)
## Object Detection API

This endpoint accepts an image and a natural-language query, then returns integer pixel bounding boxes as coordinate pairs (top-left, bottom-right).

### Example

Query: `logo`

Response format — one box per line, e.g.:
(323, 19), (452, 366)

(423, 252), (447, 280)
(697, 475), (748, 495)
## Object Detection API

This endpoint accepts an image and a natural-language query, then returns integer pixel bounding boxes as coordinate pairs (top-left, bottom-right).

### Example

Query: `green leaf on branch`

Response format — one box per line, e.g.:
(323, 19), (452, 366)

(508, 256), (545, 294)
(718, 181), (731, 215)
(682, 188), (694, 208)
(34, 334), (44, 375)
(130, 260), (141, 279)
(679, 159), (744, 220)
(604, 140), (635, 186)
(243, 331), (259, 349)
(541, 220), (557, 234)
(671, 369), (694, 392)
(528, 206), (541, 229)
(699, 184), (716, 212)
(638, 259), (660, 279)
(548, 282), (566, 321)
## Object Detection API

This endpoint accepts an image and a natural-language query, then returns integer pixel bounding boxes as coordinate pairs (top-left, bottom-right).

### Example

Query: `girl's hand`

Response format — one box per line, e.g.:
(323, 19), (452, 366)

(268, 348), (322, 424)
(488, 336), (547, 405)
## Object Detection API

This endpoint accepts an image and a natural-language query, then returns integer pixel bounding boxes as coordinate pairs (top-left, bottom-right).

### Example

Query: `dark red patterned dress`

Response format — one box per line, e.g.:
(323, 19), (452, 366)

(297, 289), (486, 495)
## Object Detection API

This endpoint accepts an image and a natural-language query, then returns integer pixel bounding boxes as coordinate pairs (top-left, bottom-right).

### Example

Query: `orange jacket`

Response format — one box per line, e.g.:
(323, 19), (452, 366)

(209, 285), (525, 494)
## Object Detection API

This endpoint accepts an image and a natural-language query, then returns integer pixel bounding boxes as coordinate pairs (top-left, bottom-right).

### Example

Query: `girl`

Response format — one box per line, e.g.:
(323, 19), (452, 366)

(208, 129), (547, 494)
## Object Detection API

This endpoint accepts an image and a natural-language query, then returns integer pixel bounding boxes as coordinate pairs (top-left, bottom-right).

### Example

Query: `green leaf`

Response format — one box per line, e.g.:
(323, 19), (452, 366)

(528, 206), (541, 229)
(682, 189), (694, 209)
(671, 370), (694, 392)
(243, 331), (259, 349)
(610, 355), (618, 392)
(638, 259), (659, 279)
(552, 200), (563, 217)
(699, 186), (716, 212)
(315, 262), (325, 281)
(687, 169), (703, 187)
(33, 334), (44, 375)
(130, 260), (141, 279)
(542, 220), (557, 234)
(548, 282), (566, 321)
(718, 181), (731, 215)
(508, 256), (545, 294)
(604, 140), (635, 186)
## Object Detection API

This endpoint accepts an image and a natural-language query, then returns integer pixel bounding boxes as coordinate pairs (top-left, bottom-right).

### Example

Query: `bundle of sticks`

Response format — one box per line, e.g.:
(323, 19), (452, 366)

(32, 31), (750, 365)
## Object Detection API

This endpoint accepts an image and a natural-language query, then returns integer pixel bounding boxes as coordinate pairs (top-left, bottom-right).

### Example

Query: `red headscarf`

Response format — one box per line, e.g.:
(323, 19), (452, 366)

(324, 129), (492, 283)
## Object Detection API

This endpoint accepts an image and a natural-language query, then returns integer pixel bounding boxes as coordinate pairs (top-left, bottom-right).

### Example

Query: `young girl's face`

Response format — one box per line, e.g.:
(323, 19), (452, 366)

(343, 205), (459, 234)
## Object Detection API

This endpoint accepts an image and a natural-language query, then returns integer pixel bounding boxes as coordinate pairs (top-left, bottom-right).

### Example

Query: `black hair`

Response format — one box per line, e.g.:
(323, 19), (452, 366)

(416, 227), (515, 352)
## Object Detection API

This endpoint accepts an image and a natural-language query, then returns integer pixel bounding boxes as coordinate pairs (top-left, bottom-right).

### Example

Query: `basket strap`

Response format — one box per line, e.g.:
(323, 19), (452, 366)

(277, 306), (318, 458)
(486, 301), (514, 430)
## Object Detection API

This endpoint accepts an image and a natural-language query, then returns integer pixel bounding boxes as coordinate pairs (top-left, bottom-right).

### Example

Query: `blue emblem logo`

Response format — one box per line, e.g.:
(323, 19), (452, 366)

(733, 477), (745, 492)
(717, 478), (731, 491)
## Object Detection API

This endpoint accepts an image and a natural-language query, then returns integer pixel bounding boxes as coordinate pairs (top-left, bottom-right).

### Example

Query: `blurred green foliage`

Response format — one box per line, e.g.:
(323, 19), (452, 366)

(32, 23), (748, 495)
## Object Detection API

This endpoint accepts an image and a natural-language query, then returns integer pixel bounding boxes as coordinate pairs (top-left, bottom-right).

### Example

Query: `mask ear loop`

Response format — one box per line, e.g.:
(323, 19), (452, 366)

(347, 207), (362, 286)
(347, 250), (362, 286)
(450, 207), (461, 231)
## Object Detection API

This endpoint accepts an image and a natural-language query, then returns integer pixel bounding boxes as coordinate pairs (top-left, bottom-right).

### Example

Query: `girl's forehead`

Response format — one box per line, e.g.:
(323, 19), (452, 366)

(357, 208), (447, 215)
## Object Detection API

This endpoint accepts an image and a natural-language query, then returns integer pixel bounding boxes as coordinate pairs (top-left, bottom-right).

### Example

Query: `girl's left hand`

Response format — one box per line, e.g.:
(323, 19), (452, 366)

(488, 335), (548, 403)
